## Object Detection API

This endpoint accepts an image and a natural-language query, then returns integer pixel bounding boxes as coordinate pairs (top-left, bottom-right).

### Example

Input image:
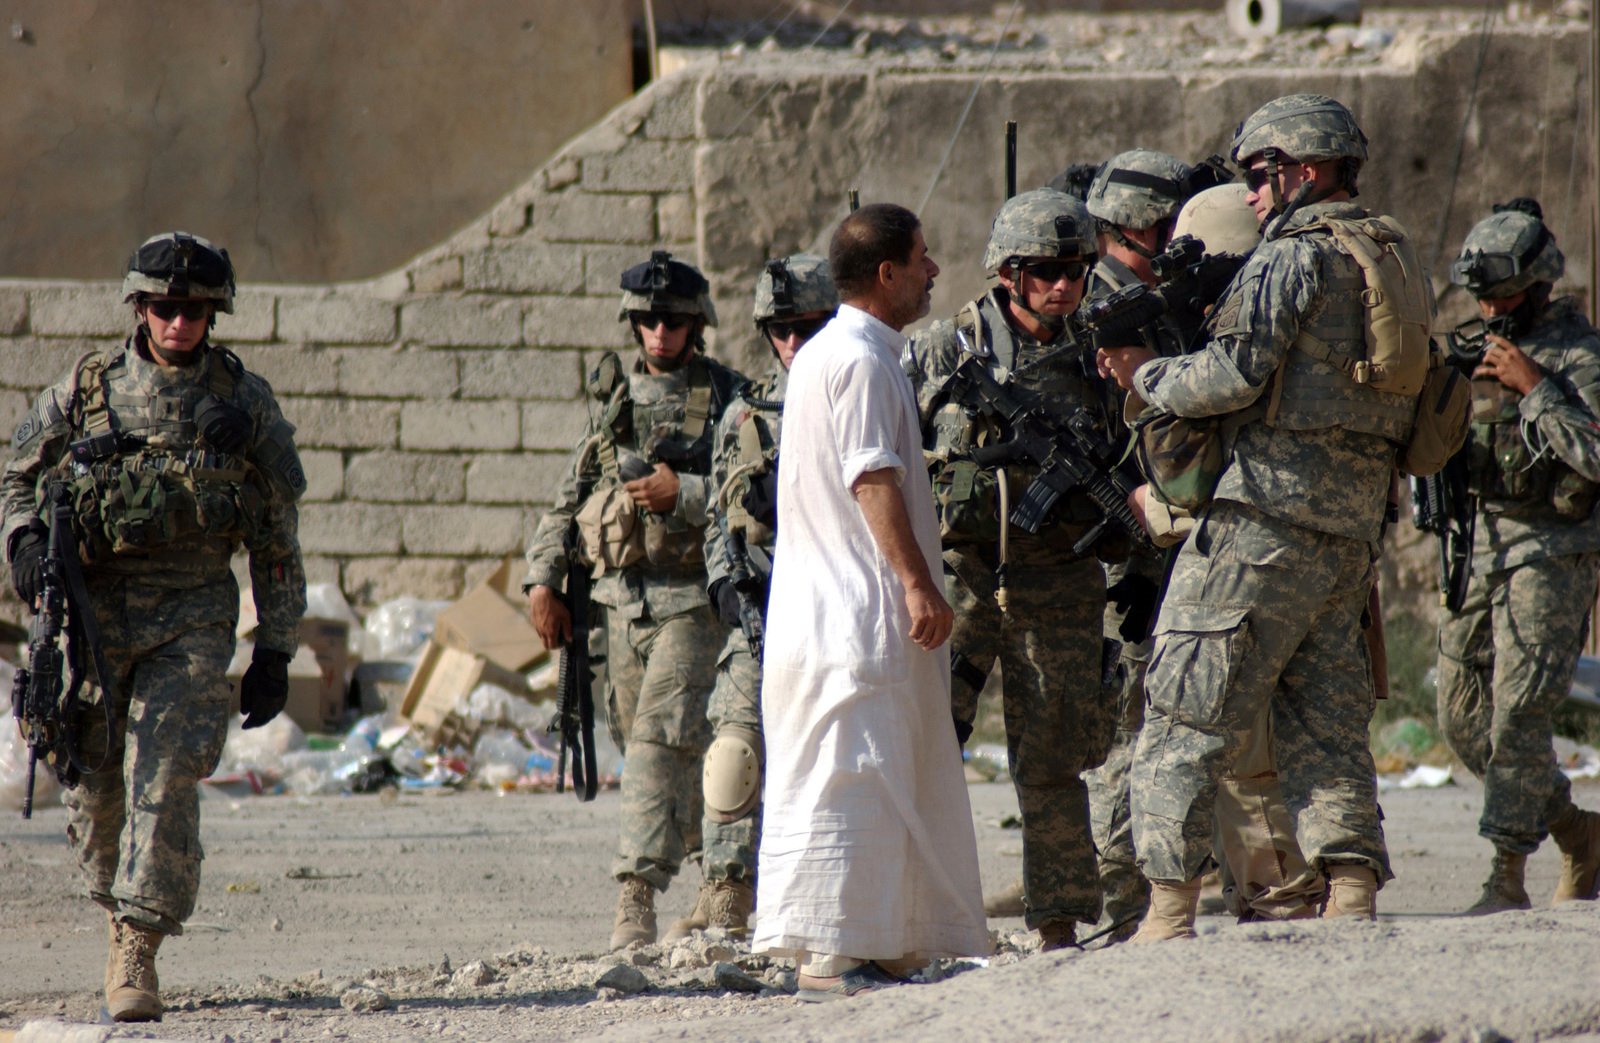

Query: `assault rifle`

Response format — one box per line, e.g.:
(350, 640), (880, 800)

(549, 459), (606, 802)
(11, 482), (114, 818)
(720, 520), (769, 662)
(945, 357), (1152, 556)
(1410, 446), (1475, 613)
(1075, 235), (1248, 353)
(1442, 314), (1514, 371)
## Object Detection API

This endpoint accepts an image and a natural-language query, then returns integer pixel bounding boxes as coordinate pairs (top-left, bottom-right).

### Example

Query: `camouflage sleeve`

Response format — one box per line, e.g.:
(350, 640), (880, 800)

(701, 395), (747, 590)
(670, 472), (712, 530)
(1518, 333), (1600, 483)
(1135, 239), (1319, 418)
(241, 381), (307, 655)
(1, 367), (81, 558)
(523, 421), (603, 594)
(902, 319), (963, 424)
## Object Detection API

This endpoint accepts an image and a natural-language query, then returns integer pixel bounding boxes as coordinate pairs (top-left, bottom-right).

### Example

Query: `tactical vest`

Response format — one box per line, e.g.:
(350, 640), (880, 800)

(59, 345), (261, 560)
(1468, 380), (1600, 520)
(719, 378), (783, 549)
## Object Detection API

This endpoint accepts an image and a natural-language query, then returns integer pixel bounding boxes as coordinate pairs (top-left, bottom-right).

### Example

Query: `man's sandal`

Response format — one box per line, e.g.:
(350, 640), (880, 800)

(795, 962), (907, 1003)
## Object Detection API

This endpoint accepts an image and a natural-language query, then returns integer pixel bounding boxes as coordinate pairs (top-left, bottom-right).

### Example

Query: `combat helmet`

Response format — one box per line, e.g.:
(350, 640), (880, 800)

(982, 189), (1097, 275)
(1173, 183), (1261, 258)
(618, 250), (718, 327)
(1451, 199), (1564, 299)
(1085, 149), (1195, 232)
(753, 253), (839, 325)
(122, 231), (236, 313)
(1230, 94), (1368, 166)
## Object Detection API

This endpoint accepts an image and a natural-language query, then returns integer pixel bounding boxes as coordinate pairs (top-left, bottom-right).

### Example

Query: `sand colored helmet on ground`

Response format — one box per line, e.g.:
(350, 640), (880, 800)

(1450, 203), (1565, 300)
(618, 250), (718, 326)
(1173, 183), (1262, 258)
(753, 253), (838, 324)
(1085, 149), (1194, 231)
(1229, 93), (1369, 165)
(981, 189), (1097, 274)
(121, 231), (236, 313)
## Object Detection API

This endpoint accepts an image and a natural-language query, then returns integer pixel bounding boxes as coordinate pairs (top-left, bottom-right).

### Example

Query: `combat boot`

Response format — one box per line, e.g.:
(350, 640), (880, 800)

(1463, 848), (1530, 915)
(983, 877), (1025, 918)
(1549, 806), (1600, 904)
(706, 878), (755, 936)
(663, 880), (714, 944)
(1130, 878), (1201, 943)
(1037, 920), (1076, 952)
(103, 913), (122, 999)
(610, 876), (658, 950)
(107, 923), (163, 1022)
(1321, 865), (1379, 920)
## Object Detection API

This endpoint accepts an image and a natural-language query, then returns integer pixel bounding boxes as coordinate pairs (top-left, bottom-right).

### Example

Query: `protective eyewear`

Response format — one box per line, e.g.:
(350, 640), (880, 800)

(144, 299), (213, 322)
(763, 315), (833, 342)
(630, 311), (693, 332)
(1020, 260), (1089, 284)
(1242, 166), (1275, 191)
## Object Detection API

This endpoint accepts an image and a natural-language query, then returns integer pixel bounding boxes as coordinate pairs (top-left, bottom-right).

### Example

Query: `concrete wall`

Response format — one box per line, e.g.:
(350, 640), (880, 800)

(0, 0), (634, 284)
(0, 24), (1589, 616)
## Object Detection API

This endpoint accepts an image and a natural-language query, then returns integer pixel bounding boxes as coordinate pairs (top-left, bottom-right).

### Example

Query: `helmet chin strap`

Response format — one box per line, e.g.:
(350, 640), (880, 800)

(1000, 280), (1067, 335)
(136, 324), (206, 367)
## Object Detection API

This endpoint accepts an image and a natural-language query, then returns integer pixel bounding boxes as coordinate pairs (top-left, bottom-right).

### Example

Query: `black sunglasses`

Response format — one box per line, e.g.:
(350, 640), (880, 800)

(630, 311), (693, 332)
(1243, 165), (1280, 191)
(1020, 260), (1089, 284)
(144, 299), (213, 322)
(763, 315), (833, 342)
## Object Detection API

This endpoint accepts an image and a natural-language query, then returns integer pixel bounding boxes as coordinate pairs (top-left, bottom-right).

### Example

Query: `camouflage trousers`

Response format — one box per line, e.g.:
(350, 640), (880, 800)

(701, 637), (763, 884)
(604, 603), (722, 891)
(1437, 551), (1598, 854)
(1131, 501), (1390, 885)
(947, 548), (1113, 928)
(64, 579), (236, 936)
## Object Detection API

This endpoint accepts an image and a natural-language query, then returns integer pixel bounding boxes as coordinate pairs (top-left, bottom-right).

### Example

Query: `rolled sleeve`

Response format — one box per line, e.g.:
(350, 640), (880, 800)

(831, 352), (911, 491)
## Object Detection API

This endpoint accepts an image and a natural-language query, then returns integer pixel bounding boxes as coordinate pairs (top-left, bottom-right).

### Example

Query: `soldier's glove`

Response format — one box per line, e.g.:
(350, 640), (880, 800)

(239, 647), (292, 730)
(9, 524), (48, 603)
(709, 578), (743, 629)
(743, 470), (779, 530)
(1106, 574), (1160, 645)
(193, 395), (254, 455)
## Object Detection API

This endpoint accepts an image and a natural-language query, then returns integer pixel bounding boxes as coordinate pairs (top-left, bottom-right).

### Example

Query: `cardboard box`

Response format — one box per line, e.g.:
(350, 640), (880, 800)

(397, 637), (537, 747)
(227, 642), (347, 735)
(432, 558), (548, 675)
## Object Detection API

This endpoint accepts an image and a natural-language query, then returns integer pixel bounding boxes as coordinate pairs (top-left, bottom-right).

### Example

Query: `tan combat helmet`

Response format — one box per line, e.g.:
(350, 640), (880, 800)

(1172, 183), (1261, 258)
(618, 250), (718, 327)
(121, 231), (236, 313)
(982, 189), (1097, 275)
(1451, 199), (1564, 300)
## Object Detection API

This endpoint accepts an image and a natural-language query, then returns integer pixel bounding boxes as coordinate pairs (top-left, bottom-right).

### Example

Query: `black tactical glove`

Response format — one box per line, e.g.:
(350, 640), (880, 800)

(193, 395), (254, 455)
(239, 647), (292, 730)
(952, 715), (974, 747)
(709, 578), (743, 629)
(744, 469), (779, 530)
(1106, 573), (1160, 645)
(9, 525), (48, 604)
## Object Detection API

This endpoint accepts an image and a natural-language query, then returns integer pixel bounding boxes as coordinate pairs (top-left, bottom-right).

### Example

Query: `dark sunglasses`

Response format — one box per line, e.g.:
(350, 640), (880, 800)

(1020, 260), (1089, 284)
(763, 315), (833, 342)
(630, 311), (693, 332)
(144, 299), (213, 322)
(1243, 166), (1275, 191)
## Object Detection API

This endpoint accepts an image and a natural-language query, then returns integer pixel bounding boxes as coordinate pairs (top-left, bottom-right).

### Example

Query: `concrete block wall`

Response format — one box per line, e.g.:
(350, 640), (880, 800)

(0, 23), (1590, 619)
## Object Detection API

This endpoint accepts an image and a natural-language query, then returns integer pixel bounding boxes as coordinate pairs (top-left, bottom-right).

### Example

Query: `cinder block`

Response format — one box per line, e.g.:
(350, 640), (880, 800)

(411, 255), (463, 294)
(344, 450), (466, 503)
(28, 286), (127, 337)
(0, 288), (28, 335)
(535, 192), (654, 244)
(335, 348), (458, 400)
(582, 141), (696, 193)
(401, 504), (530, 556)
(523, 296), (629, 350)
(583, 244), (655, 297)
(520, 399), (592, 451)
(463, 243), (584, 295)
(400, 297), (522, 348)
(0, 338), (115, 392)
(298, 449), (344, 502)
(282, 397), (400, 450)
(224, 293), (277, 342)
(657, 193), (697, 244)
(231, 344), (340, 395)
(642, 75), (699, 140)
(465, 452), (572, 505)
(543, 157), (582, 191)
(456, 349), (582, 401)
(279, 293), (397, 345)
(400, 400), (521, 451)
(300, 554), (344, 588)
(297, 502), (403, 555)
(343, 556), (464, 607)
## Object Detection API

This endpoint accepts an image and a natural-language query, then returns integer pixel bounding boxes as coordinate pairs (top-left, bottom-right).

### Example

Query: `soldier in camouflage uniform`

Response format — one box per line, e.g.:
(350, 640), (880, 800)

(1437, 200), (1600, 913)
(903, 189), (1115, 951)
(664, 254), (839, 941)
(1106, 95), (1406, 939)
(523, 252), (746, 950)
(2, 232), (307, 1020)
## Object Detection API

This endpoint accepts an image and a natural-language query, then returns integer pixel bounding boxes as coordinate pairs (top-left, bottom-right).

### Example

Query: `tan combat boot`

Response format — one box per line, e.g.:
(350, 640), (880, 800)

(706, 878), (755, 936)
(1037, 920), (1076, 952)
(1322, 865), (1379, 920)
(1549, 806), (1600, 904)
(107, 923), (163, 1022)
(1463, 848), (1530, 915)
(983, 877), (1026, 918)
(1130, 878), (1201, 943)
(103, 913), (122, 999)
(609, 876), (657, 950)
(663, 880), (713, 944)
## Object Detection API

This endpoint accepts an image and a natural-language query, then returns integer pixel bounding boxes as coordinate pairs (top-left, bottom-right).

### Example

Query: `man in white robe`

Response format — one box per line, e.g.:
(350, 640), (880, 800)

(755, 203), (990, 999)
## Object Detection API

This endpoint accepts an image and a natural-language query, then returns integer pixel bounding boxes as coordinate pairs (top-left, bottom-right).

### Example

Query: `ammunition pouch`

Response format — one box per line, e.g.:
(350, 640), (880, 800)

(641, 513), (705, 568)
(932, 458), (1000, 545)
(1133, 406), (1226, 514)
(1470, 411), (1600, 520)
(65, 452), (253, 559)
(575, 484), (646, 574)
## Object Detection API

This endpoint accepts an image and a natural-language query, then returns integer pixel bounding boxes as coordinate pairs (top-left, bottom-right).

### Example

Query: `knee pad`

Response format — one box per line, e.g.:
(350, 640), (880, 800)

(703, 733), (761, 825)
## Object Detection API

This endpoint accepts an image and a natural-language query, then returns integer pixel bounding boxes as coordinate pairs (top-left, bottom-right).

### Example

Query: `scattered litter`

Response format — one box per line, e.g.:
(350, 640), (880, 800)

(1555, 737), (1600, 780)
(364, 597), (450, 661)
(285, 867), (359, 880)
(1378, 764), (1453, 792)
(225, 881), (261, 894)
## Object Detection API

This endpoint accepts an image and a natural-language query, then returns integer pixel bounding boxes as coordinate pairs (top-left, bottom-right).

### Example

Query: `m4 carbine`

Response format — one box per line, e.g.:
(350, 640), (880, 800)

(1076, 236), (1248, 354)
(945, 357), (1152, 556)
(1409, 446), (1475, 613)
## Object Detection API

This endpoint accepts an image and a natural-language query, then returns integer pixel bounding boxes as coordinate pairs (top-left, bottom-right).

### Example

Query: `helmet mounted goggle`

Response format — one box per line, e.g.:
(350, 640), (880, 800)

(619, 250), (709, 312)
(129, 233), (234, 300)
(1450, 225), (1554, 296)
(764, 258), (797, 319)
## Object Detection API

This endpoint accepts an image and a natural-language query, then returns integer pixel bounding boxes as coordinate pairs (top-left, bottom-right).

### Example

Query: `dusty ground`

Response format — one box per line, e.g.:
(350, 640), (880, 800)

(3, 777), (1600, 1042)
